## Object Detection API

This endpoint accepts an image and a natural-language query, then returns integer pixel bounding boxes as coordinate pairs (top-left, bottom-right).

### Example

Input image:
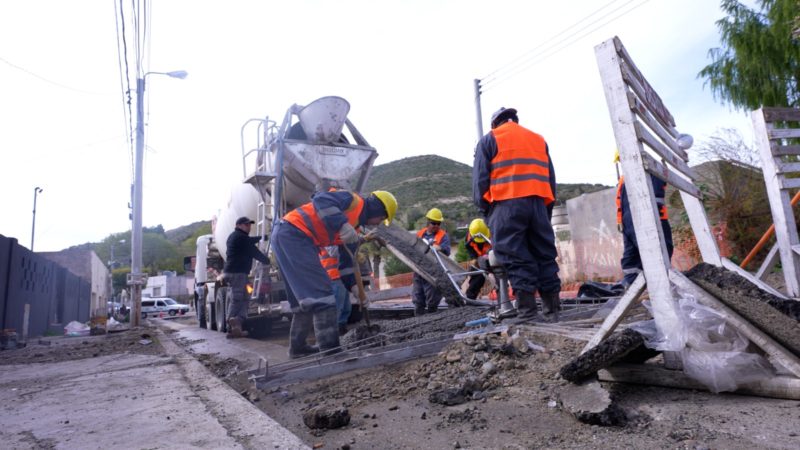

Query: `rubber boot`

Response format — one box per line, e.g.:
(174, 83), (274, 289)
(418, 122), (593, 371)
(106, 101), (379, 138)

(313, 306), (341, 355)
(515, 291), (541, 321)
(288, 311), (318, 358)
(226, 317), (248, 339)
(541, 291), (561, 322)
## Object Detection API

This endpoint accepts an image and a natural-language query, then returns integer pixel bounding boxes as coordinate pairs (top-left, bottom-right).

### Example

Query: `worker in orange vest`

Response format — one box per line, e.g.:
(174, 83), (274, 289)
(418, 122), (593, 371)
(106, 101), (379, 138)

(412, 208), (451, 316)
(616, 172), (673, 288)
(319, 246), (352, 336)
(473, 107), (560, 321)
(272, 189), (397, 357)
(464, 218), (492, 300)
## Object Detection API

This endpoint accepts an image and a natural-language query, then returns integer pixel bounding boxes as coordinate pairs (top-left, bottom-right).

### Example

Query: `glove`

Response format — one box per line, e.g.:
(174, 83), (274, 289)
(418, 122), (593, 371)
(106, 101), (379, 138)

(617, 223), (623, 233)
(339, 223), (359, 244)
(432, 244), (441, 251)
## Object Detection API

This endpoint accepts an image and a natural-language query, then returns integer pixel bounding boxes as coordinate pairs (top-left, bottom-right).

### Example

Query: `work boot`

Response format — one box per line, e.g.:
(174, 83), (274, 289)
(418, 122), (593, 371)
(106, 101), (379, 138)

(338, 323), (348, 336)
(313, 306), (341, 355)
(288, 311), (316, 357)
(226, 317), (248, 339)
(414, 304), (426, 317)
(515, 291), (541, 321)
(541, 291), (561, 322)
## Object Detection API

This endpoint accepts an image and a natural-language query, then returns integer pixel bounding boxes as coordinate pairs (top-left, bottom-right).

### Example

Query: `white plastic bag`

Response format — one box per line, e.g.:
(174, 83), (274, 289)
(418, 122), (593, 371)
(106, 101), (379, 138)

(64, 321), (90, 337)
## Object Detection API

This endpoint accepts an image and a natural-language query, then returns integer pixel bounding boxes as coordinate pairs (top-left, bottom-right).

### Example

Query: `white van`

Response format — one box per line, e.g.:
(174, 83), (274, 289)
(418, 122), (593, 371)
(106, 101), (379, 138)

(141, 298), (190, 318)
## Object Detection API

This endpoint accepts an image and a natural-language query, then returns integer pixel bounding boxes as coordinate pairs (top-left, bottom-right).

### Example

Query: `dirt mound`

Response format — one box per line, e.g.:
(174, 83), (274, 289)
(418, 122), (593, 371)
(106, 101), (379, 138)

(0, 327), (165, 365)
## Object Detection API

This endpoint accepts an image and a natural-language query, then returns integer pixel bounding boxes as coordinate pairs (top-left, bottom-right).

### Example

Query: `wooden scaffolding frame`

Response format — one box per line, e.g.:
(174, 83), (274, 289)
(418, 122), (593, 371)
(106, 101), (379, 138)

(752, 107), (800, 297)
(582, 37), (800, 381)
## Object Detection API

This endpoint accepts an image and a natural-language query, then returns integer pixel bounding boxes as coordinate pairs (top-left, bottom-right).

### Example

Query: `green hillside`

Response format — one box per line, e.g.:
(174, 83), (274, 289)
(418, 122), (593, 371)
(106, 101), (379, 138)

(364, 154), (610, 230)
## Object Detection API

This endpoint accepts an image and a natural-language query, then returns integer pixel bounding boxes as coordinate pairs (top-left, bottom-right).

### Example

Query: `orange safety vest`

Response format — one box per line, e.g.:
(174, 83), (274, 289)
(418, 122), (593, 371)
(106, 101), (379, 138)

(417, 228), (446, 246)
(284, 193), (365, 246)
(615, 176), (667, 224)
(318, 247), (340, 280)
(483, 122), (554, 205)
(466, 233), (490, 257)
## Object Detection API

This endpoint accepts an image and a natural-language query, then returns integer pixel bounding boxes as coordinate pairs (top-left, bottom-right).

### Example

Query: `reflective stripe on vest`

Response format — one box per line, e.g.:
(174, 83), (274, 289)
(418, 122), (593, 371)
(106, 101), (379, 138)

(466, 233), (490, 257)
(484, 122), (554, 205)
(417, 228), (445, 246)
(319, 248), (340, 280)
(284, 194), (365, 246)
(615, 176), (668, 223)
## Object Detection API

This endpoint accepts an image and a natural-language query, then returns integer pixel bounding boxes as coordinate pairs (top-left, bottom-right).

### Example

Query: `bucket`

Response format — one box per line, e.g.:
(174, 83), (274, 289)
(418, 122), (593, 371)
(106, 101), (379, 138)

(298, 96), (350, 143)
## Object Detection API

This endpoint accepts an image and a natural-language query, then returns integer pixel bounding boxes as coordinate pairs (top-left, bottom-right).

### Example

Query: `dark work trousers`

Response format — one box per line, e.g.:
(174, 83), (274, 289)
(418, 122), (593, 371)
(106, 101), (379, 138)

(226, 273), (249, 322)
(487, 196), (560, 296)
(272, 221), (339, 350)
(412, 273), (441, 314)
(465, 273), (486, 299)
(621, 218), (674, 286)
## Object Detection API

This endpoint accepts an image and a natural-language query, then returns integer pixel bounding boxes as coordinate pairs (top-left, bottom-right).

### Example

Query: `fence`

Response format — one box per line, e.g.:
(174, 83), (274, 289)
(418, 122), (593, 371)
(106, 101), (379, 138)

(0, 234), (90, 339)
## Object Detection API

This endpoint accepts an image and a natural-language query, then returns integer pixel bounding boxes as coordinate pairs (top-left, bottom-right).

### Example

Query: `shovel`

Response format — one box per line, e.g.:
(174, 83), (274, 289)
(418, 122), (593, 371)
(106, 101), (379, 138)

(343, 244), (381, 339)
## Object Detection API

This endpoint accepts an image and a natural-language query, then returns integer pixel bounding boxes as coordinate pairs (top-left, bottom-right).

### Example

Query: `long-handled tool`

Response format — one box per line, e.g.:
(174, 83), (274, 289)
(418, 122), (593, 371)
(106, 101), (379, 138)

(343, 244), (370, 327)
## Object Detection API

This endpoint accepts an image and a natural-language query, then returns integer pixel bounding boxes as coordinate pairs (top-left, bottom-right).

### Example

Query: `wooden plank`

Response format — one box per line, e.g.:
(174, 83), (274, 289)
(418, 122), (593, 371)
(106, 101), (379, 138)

(769, 128), (800, 140)
(597, 37), (682, 350)
(681, 191), (723, 266)
(753, 108), (800, 297)
(777, 162), (800, 175)
(640, 152), (702, 198)
(722, 258), (788, 299)
(793, 244), (800, 256)
(580, 273), (646, 355)
(669, 270), (800, 378)
(634, 121), (695, 179)
(254, 336), (452, 390)
(763, 106), (800, 123)
(780, 177), (800, 190)
(598, 364), (800, 400)
(756, 243), (780, 281)
(613, 37), (676, 128)
(773, 144), (800, 156)
(626, 92), (686, 159)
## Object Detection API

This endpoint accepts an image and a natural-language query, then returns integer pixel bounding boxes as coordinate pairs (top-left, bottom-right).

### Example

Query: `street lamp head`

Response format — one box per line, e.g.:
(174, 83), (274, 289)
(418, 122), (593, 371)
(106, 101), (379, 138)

(35, 186), (43, 193)
(166, 70), (188, 80)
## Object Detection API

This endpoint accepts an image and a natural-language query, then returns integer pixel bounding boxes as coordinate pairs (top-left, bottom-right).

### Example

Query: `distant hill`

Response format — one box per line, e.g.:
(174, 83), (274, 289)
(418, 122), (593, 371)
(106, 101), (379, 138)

(364, 154), (610, 229)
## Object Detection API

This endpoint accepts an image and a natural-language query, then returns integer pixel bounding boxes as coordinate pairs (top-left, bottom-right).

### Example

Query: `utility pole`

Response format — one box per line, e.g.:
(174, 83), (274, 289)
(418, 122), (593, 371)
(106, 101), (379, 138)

(129, 70), (187, 327)
(473, 79), (484, 141)
(31, 186), (43, 251)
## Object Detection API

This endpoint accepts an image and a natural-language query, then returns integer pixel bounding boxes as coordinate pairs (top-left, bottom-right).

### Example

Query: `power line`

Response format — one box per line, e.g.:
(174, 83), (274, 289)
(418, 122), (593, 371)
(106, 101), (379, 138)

(481, 0), (624, 85)
(114, 0), (134, 182)
(0, 56), (109, 95)
(480, 0), (653, 91)
(117, 0), (136, 182)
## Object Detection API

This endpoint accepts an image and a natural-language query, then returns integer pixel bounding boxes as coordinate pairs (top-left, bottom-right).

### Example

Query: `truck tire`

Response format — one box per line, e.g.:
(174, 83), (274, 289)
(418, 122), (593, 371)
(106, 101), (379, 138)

(168, 309), (177, 316)
(244, 316), (274, 338)
(209, 300), (217, 331)
(215, 287), (228, 333)
(196, 294), (208, 329)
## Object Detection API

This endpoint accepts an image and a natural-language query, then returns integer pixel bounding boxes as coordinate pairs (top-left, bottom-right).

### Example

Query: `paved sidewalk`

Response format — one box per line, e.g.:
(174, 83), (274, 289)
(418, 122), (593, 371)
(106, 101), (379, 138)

(0, 329), (308, 449)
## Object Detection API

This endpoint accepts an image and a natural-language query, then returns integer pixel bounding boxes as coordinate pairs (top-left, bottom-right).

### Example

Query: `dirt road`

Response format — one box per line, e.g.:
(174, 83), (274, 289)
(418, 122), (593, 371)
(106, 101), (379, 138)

(168, 313), (800, 450)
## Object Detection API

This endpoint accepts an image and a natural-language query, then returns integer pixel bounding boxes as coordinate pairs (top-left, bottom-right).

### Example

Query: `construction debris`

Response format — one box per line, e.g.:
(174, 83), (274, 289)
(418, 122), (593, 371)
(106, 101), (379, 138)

(558, 379), (627, 426)
(686, 263), (800, 356)
(559, 328), (657, 383)
(303, 406), (351, 429)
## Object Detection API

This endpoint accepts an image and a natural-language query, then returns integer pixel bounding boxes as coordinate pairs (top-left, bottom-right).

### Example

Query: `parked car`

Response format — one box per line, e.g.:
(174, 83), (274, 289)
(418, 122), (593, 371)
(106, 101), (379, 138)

(141, 298), (191, 318)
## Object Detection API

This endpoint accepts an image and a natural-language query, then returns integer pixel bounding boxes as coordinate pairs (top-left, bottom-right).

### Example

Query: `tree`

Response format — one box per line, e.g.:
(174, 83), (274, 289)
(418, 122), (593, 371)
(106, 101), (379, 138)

(699, 0), (800, 110)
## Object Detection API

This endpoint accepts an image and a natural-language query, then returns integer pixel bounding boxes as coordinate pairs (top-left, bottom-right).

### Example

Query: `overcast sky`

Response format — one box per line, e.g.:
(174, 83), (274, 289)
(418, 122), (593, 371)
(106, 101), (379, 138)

(1, 0), (759, 252)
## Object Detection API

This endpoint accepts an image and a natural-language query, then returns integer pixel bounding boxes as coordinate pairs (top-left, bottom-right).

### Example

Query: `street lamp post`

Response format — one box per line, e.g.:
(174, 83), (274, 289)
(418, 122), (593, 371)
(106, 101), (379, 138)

(130, 70), (187, 327)
(31, 186), (43, 251)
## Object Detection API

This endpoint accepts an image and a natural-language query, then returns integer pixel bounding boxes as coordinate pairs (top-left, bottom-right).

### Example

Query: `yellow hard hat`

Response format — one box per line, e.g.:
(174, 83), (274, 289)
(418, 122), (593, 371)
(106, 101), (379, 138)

(469, 218), (490, 242)
(425, 208), (444, 223)
(371, 190), (397, 225)
(613, 148), (620, 163)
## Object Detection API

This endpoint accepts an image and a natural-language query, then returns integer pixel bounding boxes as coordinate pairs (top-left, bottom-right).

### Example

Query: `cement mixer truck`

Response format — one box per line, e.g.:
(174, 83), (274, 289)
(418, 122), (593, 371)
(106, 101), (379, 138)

(188, 96), (378, 335)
